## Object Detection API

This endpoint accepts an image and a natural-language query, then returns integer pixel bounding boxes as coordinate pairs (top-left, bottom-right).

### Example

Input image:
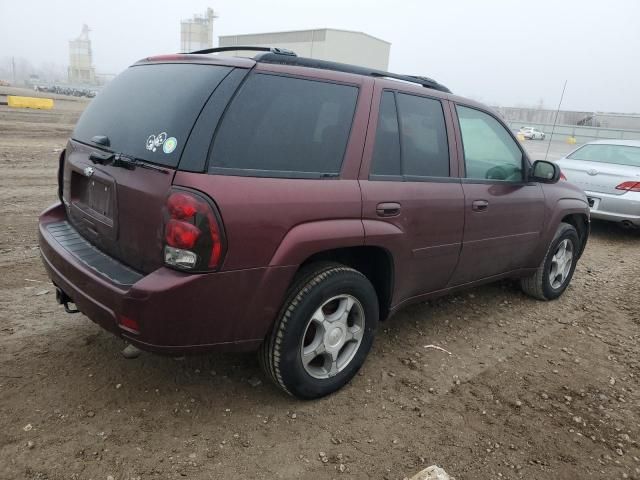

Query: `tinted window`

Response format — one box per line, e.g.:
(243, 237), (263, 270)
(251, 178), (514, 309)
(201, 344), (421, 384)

(210, 73), (358, 177)
(397, 94), (449, 177)
(567, 144), (640, 167)
(370, 92), (449, 178)
(371, 91), (401, 176)
(73, 64), (231, 167)
(457, 106), (523, 181)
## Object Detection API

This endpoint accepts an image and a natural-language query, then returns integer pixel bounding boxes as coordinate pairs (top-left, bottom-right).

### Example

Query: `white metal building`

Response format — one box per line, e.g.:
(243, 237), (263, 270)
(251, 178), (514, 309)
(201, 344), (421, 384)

(181, 8), (217, 53)
(218, 28), (391, 71)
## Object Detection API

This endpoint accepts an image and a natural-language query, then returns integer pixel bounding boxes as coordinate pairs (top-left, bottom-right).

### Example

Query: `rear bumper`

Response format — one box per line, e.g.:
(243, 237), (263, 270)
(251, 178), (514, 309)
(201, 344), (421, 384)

(585, 190), (640, 226)
(38, 203), (296, 354)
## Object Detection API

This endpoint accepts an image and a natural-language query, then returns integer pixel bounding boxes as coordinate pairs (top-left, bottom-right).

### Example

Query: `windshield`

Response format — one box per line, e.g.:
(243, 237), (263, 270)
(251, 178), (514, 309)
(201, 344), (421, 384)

(567, 143), (640, 168)
(73, 63), (232, 167)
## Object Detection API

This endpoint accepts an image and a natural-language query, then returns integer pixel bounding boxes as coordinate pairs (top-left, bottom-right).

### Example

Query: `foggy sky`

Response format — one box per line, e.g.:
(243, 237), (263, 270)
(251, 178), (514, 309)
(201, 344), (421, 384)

(1, 0), (638, 113)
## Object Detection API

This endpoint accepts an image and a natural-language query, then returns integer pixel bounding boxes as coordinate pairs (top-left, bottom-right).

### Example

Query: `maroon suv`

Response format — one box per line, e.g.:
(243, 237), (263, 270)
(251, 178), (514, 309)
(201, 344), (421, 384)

(38, 47), (590, 398)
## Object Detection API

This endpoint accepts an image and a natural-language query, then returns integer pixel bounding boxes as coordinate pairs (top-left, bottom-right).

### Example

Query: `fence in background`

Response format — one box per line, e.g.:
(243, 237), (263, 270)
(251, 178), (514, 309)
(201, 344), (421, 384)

(508, 121), (640, 143)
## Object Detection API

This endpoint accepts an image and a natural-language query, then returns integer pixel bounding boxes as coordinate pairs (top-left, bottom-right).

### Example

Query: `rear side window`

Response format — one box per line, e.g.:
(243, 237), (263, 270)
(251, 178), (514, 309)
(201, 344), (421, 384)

(371, 92), (401, 176)
(397, 93), (450, 177)
(209, 73), (358, 177)
(73, 64), (232, 167)
(370, 91), (450, 178)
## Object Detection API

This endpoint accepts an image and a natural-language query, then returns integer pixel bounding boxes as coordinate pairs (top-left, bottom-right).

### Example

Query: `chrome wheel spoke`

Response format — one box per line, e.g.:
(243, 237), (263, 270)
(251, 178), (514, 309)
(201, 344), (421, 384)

(345, 326), (364, 342)
(302, 341), (325, 366)
(327, 354), (339, 377)
(311, 306), (326, 326)
(326, 296), (354, 324)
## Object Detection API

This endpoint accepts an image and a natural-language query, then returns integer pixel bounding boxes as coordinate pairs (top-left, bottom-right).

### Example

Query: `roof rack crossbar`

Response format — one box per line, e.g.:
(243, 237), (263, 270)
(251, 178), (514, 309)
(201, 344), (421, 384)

(185, 46), (297, 56)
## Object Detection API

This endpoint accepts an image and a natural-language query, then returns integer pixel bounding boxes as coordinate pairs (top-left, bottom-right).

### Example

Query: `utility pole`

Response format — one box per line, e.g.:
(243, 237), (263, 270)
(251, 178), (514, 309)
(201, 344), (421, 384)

(11, 56), (16, 84)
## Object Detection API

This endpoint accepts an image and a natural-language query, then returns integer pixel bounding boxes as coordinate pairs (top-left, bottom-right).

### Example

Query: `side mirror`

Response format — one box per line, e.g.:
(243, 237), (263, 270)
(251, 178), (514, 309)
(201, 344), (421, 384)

(530, 160), (560, 184)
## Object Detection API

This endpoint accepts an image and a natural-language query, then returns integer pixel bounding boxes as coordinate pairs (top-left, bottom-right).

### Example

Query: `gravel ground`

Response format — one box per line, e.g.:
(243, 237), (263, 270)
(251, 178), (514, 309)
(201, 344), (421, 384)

(1, 98), (639, 480)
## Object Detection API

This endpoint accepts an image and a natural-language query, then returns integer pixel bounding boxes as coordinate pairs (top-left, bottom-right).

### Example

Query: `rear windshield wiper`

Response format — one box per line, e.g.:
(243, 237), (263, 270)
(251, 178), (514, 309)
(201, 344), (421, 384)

(89, 152), (170, 174)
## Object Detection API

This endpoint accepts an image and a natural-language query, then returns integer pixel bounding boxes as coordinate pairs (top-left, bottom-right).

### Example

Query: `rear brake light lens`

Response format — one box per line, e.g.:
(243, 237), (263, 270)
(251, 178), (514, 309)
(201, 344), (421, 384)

(615, 181), (640, 192)
(163, 190), (226, 271)
(146, 54), (188, 62)
(560, 171), (567, 181)
(167, 192), (199, 219)
(165, 219), (200, 249)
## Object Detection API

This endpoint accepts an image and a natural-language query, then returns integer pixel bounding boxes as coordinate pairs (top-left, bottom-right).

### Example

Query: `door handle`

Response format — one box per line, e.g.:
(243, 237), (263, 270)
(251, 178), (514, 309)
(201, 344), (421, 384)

(471, 200), (489, 212)
(376, 202), (401, 217)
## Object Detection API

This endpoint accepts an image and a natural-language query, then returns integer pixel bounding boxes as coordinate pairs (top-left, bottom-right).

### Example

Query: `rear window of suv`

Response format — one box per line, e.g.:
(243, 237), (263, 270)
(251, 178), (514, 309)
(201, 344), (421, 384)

(73, 63), (232, 168)
(209, 73), (358, 178)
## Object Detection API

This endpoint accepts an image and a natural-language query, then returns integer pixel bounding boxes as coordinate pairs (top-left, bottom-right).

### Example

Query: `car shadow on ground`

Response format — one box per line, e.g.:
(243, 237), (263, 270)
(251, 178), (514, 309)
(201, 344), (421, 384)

(40, 278), (519, 407)
(589, 219), (640, 241)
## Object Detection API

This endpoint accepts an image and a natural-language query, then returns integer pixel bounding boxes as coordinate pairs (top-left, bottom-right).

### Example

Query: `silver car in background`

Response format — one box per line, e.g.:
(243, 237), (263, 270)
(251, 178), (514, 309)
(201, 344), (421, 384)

(519, 126), (546, 140)
(556, 140), (640, 227)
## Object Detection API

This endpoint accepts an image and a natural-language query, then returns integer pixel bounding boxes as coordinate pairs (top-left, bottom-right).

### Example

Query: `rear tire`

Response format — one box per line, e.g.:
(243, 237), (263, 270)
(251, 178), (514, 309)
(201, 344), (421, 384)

(260, 263), (378, 399)
(520, 222), (580, 300)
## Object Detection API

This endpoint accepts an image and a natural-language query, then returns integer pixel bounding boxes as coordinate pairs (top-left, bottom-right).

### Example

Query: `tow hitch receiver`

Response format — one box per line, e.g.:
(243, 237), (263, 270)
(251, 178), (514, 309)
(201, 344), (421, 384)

(55, 287), (80, 314)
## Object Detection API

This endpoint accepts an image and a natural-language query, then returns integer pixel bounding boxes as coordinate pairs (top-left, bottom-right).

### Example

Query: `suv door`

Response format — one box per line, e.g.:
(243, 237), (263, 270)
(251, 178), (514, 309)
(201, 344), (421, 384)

(360, 83), (464, 305)
(448, 104), (545, 285)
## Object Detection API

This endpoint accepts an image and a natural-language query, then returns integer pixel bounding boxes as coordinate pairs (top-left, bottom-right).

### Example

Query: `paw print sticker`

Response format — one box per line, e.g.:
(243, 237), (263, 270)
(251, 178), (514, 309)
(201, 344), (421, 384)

(145, 131), (168, 152)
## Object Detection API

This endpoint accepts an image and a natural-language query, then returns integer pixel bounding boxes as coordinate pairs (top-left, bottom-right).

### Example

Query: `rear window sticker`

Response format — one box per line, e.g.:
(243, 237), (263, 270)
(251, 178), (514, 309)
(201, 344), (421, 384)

(163, 137), (178, 154)
(146, 131), (168, 152)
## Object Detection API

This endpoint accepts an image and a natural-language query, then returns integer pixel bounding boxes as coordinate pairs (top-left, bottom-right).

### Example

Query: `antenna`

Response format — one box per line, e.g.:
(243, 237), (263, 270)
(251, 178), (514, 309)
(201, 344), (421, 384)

(544, 80), (568, 161)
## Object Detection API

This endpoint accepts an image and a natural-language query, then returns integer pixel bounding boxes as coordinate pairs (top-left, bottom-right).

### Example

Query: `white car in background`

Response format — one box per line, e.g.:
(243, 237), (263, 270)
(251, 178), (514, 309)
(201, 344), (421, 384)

(519, 127), (546, 140)
(556, 140), (640, 228)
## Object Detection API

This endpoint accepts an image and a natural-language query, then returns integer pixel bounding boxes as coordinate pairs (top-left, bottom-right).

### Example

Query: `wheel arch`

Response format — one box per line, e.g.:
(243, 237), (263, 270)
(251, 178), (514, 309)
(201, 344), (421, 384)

(560, 212), (589, 257)
(297, 246), (395, 321)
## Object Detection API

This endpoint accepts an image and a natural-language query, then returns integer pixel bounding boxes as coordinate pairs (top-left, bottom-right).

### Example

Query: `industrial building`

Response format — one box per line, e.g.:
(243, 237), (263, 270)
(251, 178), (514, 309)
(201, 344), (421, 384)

(68, 25), (96, 85)
(181, 8), (217, 52)
(218, 28), (391, 71)
(494, 106), (640, 131)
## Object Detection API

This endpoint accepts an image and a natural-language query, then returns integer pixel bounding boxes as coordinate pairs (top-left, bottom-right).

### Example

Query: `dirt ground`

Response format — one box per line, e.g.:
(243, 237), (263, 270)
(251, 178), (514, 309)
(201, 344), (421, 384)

(1, 95), (639, 480)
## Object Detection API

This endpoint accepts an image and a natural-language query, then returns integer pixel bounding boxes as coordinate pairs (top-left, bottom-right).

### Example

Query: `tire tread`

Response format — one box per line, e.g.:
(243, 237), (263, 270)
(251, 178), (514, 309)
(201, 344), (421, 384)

(260, 263), (364, 396)
(520, 222), (576, 300)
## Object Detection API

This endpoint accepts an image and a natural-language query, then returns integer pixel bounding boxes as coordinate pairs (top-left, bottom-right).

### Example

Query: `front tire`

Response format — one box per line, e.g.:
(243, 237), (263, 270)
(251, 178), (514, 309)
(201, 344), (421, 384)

(260, 263), (378, 399)
(520, 222), (580, 300)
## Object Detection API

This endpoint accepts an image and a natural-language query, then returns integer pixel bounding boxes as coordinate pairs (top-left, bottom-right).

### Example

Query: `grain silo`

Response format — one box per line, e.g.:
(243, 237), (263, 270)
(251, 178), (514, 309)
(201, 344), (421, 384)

(181, 8), (217, 52)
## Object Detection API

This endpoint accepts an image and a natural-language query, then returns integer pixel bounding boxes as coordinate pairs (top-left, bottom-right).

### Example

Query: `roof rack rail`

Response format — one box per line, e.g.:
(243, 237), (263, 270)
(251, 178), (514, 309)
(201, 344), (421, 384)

(185, 46), (297, 56)
(254, 53), (451, 93)
(183, 46), (450, 93)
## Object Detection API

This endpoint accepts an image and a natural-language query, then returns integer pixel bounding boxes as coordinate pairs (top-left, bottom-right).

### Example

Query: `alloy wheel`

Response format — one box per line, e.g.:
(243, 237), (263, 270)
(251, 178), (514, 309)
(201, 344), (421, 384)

(549, 239), (574, 289)
(300, 294), (365, 379)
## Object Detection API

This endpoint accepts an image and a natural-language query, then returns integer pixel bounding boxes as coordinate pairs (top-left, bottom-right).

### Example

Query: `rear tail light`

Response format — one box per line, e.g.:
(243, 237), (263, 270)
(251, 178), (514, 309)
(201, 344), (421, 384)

(615, 181), (640, 192)
(560, 171), (567, 181)
(163, 189), (226, 271)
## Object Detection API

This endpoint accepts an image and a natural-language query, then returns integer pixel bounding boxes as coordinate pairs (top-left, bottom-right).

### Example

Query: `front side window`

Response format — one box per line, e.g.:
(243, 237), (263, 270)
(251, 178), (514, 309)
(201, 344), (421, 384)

(457, 105), (523, 181)
(370, 91), (449, 178)
(209, 73), (358, 177)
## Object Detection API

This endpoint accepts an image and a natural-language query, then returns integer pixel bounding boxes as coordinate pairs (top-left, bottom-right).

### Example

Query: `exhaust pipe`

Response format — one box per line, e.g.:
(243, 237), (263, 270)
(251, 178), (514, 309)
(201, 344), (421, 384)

(55, 286), (80, 314)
